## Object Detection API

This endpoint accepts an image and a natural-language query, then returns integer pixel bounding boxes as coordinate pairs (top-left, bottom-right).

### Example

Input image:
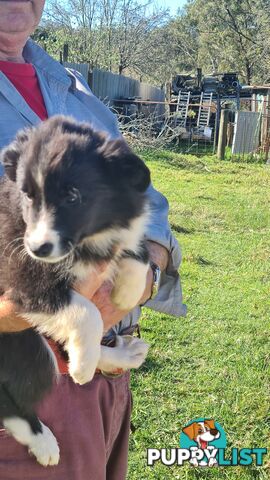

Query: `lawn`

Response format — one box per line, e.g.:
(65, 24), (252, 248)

(128, 151), (270, 479)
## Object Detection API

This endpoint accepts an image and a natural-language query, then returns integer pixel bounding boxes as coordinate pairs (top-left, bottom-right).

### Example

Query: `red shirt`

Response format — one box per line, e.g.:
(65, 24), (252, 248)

(0, 61), (48, 121)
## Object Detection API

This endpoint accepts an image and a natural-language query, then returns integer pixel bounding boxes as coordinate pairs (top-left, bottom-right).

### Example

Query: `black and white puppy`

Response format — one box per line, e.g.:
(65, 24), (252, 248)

(0, 116), (150, 466)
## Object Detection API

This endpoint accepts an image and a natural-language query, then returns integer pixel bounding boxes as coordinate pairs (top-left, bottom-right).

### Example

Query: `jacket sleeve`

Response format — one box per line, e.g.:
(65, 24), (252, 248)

(68, 68), (187, 317)
(144, 184), (187, 317)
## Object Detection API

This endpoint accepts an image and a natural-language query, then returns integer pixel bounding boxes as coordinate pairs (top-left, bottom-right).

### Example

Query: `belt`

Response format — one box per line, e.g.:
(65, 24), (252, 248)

(47, 324), (140, 377)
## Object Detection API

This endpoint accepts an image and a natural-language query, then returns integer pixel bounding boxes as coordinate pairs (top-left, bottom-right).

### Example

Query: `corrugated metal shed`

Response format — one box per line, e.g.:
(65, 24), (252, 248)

(232, 111), (261, 154)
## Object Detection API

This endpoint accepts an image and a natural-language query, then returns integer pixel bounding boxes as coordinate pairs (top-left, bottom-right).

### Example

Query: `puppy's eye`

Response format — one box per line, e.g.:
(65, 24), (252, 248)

(23, 191), (33, 203)
(198, 429), (203, 434)
(65, 188), (81, 205)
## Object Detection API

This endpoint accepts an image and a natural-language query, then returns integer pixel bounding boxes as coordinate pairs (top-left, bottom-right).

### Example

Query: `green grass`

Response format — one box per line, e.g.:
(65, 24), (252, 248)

(224, 146), (267, 164)
(128, 151), (270, 479)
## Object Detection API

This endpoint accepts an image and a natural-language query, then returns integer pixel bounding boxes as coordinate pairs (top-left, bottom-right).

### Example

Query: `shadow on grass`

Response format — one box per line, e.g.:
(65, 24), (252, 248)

(185, 254), (215, 267)
(196, 195), (216, 201)
(137, 354), (197, 375)
(142, 150), (214, 173)
(171, 223), (195, 235)
(196, 256), (214, 266)
(139, 357), (162, 373)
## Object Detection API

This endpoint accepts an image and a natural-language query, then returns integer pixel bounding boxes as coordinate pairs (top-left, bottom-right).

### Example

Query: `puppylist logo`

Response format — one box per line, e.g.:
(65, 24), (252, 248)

(147, 418), (267, 468)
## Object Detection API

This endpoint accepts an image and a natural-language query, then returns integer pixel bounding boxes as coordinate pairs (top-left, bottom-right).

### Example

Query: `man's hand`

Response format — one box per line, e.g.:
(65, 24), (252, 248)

(86, 241), (169, 332)
(0, 294), (30, 332)
(0, 241), (169, 334)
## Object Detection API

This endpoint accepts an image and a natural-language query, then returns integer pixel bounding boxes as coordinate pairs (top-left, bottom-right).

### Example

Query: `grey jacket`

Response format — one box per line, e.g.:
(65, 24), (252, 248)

(0, 39), (187, 335)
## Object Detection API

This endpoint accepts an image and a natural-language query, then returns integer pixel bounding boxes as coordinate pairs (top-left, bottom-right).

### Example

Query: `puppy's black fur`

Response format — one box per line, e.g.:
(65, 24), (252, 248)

(0, 116), (150, 447)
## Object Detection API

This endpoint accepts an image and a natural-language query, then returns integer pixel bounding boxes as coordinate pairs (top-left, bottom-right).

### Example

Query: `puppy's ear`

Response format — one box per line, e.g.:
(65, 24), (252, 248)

(101, 138), (150, 192)
(1, 130), (30, 182)
(205, 419), (215, 430)
(182, 423), (195, 440)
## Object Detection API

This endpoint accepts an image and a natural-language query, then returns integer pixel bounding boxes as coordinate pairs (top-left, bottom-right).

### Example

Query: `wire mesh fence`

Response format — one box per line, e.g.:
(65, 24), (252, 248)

(113, 94), (270, 162)
(114, 108), (216, 156)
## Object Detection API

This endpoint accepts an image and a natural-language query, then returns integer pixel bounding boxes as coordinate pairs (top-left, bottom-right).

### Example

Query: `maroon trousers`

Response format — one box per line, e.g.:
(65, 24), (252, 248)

(0, 372), (131, 480)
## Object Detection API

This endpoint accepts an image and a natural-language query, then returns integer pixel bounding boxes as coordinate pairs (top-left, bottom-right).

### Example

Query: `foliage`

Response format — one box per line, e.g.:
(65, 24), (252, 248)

(37, 0), (270, 87)
(41, 0), (171, 82)
(186, 0), (270, 84)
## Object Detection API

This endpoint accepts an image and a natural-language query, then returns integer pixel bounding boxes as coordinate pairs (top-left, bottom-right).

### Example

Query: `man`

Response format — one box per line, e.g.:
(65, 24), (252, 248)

(0, 1), (186, 479)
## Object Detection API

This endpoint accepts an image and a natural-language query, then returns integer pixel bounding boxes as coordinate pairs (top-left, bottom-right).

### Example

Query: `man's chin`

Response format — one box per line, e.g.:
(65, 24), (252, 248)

(0, 21), (33, 38)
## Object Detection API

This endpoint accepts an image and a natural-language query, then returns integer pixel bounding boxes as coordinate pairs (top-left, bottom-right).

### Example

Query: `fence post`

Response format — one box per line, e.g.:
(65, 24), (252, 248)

(217, 109), (230, 160)
(63, 43), (69, 63)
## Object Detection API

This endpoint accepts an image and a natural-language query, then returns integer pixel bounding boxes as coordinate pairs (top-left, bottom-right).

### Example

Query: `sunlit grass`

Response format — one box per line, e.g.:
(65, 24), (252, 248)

(128, 151), (270, 479)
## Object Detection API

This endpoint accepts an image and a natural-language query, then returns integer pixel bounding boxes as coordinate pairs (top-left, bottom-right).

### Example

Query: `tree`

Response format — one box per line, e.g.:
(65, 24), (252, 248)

(42, 0), (170, 83)
(166, 6), (199, 75)
(40, 0), (270, 86)
(185, 0), (270, 84)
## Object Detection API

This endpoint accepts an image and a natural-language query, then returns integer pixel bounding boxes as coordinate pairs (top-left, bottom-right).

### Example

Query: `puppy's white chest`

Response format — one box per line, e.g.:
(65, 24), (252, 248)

(71, 260), (116, 284)
(72, 262), (97, 281)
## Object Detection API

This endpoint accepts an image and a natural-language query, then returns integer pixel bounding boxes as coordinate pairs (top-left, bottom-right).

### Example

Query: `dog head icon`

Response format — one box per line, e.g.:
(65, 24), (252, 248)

(182, 419), (220, 450)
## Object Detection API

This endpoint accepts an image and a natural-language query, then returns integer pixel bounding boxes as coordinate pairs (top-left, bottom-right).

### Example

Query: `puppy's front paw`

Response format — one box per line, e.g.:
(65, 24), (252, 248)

(112, 259), (149, 310)
(69, 364), (94, 385)
(68, 341), (100, 385)
(111, 285), (144, 310)
(115, 336), (149, 370)
(69, 351), (97, 385)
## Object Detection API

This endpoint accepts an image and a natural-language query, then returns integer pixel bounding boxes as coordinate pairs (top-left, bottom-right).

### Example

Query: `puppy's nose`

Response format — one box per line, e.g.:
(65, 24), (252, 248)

(31, 242), (53, 258)
(210, 428), (218, 436)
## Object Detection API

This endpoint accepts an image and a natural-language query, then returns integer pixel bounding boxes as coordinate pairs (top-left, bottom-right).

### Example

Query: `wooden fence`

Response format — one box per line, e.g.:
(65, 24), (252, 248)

(90, 68), (164, 101)
(64, 62), (165, 117)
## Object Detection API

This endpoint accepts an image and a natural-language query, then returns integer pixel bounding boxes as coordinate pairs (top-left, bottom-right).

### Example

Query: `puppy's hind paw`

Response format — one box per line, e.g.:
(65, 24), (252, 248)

(29, 424), (60, 467)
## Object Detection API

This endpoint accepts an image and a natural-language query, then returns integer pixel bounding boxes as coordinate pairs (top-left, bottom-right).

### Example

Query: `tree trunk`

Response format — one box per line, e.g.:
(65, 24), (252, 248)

(246, 61), (252, 85)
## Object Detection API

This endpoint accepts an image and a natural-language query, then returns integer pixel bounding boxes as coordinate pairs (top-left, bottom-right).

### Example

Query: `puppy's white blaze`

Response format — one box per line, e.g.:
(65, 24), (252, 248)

(26, 207), (61, 258)
(198, 422), (206, 432)
(3, 418), (60, 466)
(36, 167), (44, 189)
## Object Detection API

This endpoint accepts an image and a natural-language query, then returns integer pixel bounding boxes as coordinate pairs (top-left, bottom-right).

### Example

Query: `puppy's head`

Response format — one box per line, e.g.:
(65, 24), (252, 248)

(182, 420), (220, 447)
(1, 116), (150, 263)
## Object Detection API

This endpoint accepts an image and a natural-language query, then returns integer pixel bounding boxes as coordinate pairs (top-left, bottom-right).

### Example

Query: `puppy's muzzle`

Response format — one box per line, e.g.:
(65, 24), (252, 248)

(29, 242), (53, 258)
